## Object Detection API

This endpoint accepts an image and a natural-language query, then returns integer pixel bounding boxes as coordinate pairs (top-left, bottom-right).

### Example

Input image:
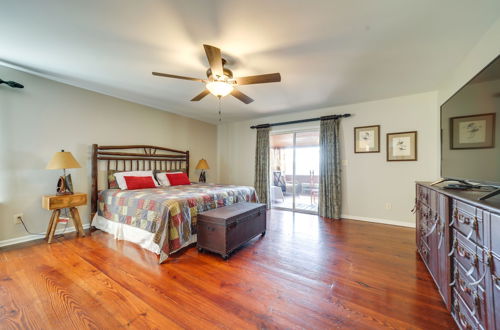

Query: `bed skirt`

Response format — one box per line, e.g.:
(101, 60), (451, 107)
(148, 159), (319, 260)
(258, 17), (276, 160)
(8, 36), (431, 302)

(92, 215), (198, 263)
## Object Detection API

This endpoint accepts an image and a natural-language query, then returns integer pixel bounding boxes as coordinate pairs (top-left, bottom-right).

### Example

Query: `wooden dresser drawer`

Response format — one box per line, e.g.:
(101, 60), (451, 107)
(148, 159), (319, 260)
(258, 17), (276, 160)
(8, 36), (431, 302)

(453, 260), (487, 328)
(42, 193), (87, 210)
(487, 213), (500, 255)
(452, 200), (484, 246)
(452, 229), (485, 282)
(486, 252), (500, 330)
(453, 289), (481, 330)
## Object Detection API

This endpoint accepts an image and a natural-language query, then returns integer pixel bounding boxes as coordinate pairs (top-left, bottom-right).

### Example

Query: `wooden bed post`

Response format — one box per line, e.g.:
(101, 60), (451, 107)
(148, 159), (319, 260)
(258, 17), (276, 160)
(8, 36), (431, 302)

(186, 150), (190, 177)
(90, 144), (98, 227)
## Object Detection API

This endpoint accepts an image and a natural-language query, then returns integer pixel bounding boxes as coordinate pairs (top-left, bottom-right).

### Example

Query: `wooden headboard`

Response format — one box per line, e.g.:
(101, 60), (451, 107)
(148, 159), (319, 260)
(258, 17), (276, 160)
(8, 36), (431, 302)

(90, 144), (189, 220)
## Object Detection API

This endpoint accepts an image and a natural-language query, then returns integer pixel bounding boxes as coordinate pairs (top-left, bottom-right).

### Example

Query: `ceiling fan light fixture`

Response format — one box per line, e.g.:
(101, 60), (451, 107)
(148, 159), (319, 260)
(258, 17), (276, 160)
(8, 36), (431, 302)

(206, 81), (234, 97)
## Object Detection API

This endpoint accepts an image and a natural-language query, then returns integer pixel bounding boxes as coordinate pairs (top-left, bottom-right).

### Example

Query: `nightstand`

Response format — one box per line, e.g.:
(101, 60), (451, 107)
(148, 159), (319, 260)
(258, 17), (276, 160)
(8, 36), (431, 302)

(42, 193), (87, 243)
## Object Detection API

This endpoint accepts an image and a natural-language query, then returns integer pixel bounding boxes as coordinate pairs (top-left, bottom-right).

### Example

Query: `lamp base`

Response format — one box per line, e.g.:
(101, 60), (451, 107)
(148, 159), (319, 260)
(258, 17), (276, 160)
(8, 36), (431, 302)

(199, 171), (206, 183)
(56, 175), (74, 195)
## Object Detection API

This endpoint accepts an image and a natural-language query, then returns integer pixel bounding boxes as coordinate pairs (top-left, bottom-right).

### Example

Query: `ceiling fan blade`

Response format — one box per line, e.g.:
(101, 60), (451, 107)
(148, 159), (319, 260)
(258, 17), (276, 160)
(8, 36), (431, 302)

(203, 44), (223, 78)
(231, 89), (254, 104)
(152, 72), (205, 82)
(235, 73), (281, 85)
(191, 89), (210, 101)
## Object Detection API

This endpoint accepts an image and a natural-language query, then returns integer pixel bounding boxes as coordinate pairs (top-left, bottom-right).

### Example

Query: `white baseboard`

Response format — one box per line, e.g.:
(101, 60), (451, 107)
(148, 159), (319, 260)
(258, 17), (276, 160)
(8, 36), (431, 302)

(341, 214), (415, 228)
(0, 223), (91, 248)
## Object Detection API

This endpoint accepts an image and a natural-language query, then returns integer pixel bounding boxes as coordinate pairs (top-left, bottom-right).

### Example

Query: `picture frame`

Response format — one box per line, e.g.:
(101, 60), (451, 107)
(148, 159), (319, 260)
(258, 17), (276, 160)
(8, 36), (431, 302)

(387, 131), (417, 161)
(354, 125), (380, 153)
(450, 113), (495, 149)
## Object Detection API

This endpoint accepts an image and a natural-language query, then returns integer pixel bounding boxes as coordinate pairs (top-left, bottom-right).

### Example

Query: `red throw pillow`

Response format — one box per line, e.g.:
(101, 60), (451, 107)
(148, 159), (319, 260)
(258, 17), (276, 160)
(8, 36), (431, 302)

(166, 172), (191, 186)
(123, 176), (157, 190)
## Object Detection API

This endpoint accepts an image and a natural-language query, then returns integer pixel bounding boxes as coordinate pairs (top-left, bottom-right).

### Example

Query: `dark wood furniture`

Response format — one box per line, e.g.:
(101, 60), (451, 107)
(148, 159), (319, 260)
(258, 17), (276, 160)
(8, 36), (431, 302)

(197, 202), (266, 259)
(42, 193), (87, 243)
(90, 144), (189, 224)
(416, 182), (500, 329)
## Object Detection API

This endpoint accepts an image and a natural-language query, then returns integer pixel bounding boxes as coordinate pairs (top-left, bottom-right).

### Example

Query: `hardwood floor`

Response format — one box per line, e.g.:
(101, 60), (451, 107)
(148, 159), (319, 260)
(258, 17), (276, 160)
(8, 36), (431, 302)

(0, 210), (456, 329)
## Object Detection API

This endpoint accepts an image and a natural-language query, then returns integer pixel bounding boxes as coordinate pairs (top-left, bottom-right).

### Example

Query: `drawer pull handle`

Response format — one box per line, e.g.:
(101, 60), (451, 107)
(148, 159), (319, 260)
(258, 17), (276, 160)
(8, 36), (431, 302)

(469, 271), (486, 286)
(453, 208), (458, 220)
(458, 312), (472, 329)
(493, 275), (500, 291)
(473, 217), (479, 230)
(424, 221), (437, 238)
(458, 215), (470, 225)
(472, 292), (480, 317)
(448, 238), (458, 257)
(466, 228), (474, 240)
(458, 279), (472, 295)
(449, 269), (459, 287)
(449, 215), (455, 227)
(466, 264), (476, 277)
(411, 199), (417, 214)
(457, 245), (470, 259)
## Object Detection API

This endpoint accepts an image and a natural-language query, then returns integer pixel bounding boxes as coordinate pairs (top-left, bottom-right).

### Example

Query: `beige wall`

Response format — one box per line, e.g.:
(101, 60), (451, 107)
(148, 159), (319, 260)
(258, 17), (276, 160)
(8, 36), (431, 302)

(438, 17), (500, 104)
(218, 92), (440, 227)
(0, 66), (217, 242)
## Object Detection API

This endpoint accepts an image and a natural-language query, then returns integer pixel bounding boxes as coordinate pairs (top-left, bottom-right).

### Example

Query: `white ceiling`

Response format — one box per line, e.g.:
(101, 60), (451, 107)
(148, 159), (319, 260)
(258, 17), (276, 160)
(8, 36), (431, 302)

(1, 1), (499, 123)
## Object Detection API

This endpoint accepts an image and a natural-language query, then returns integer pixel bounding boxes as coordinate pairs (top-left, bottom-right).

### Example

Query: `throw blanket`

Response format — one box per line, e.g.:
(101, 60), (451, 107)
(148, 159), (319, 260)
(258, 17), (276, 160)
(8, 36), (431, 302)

(98, 183), (258, 263)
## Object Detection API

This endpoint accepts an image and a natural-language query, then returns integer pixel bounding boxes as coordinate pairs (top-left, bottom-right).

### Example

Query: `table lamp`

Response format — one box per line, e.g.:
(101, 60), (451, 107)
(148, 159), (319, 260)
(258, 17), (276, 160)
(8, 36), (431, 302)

(46, 149), (81, 195)
(195, 159), (209, 183)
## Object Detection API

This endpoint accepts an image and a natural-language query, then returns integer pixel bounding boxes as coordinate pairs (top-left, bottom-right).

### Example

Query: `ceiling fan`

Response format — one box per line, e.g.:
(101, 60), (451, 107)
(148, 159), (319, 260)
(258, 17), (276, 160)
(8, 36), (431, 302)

(152, 44), (281, 104)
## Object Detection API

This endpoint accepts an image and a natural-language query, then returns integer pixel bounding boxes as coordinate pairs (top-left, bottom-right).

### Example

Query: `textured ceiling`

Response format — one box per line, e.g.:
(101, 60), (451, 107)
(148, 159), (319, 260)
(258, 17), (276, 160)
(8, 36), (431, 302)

(1, 0), (499, 123)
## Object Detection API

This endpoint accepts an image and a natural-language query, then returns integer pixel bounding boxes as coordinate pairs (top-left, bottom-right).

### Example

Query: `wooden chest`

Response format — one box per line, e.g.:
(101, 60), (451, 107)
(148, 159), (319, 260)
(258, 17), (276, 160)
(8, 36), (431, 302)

(197, 202), (266, 259)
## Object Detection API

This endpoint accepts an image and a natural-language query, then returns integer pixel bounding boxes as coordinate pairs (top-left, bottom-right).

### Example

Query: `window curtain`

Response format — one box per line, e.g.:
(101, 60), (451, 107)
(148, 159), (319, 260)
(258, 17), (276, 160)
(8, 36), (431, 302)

(254, 127), (271, 208)
(319, 118), (341, 219)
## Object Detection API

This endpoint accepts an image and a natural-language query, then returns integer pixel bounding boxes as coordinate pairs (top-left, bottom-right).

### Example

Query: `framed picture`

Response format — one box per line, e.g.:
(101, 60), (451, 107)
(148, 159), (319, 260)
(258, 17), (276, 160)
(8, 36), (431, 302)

(387, 131), (417, 161)
(354, 125), (380, 153)
(450, 113), (495, 149)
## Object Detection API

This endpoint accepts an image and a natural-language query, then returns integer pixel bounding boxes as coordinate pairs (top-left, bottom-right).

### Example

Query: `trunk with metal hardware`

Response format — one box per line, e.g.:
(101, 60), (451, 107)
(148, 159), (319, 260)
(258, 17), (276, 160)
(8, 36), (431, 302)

(197, 202), (266, 260)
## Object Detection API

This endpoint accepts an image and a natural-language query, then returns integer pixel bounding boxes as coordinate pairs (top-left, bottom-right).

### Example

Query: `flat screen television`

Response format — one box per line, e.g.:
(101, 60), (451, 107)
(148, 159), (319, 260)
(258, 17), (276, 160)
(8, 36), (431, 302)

(440, 54), (500, 199)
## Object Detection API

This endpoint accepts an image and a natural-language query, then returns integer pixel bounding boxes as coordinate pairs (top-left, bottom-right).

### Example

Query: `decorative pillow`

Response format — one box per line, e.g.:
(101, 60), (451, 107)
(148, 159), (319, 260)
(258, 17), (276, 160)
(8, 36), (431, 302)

(107, 170), (121, 189)
(153, 169), (186, 187)
(114, 171), (158, 190)
(123, 176), (157, 190)
(155, 171), (183, 186)
(166, 172), (191, 186)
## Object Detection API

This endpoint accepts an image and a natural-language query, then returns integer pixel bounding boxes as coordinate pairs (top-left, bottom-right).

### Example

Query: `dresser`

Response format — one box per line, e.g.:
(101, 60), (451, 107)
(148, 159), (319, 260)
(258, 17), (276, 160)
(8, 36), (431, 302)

(416, 183), (500, 330)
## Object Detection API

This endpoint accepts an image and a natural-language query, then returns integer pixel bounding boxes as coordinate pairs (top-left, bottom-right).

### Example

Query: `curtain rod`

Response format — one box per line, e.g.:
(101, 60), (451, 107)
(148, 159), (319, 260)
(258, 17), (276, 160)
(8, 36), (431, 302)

(250, 113), (351, 129)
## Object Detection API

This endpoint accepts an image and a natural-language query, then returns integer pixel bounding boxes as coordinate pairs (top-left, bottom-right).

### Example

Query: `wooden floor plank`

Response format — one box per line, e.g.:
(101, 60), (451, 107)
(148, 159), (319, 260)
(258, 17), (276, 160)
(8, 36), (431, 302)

(0, 210), (457, 329)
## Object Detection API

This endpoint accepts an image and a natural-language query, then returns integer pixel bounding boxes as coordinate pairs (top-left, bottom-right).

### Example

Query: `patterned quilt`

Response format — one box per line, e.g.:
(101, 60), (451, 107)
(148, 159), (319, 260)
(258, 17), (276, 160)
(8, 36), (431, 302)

(98, 183), (258, 263)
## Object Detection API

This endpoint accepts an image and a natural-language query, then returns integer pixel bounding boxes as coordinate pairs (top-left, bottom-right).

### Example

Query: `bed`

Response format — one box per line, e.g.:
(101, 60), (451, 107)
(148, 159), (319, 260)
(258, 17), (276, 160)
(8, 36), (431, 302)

(90, 144), (258, 263)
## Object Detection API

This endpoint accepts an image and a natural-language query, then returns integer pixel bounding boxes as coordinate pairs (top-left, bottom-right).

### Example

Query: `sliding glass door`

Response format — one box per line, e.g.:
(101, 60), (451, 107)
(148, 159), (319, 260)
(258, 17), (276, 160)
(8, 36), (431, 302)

(270, 130), (320, 214)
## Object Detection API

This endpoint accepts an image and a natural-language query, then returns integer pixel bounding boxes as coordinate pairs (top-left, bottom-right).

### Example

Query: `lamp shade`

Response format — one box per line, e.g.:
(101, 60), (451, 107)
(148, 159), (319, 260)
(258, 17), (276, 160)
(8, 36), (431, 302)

(46, 150), (81, 170)
(195, 159), (210, 170)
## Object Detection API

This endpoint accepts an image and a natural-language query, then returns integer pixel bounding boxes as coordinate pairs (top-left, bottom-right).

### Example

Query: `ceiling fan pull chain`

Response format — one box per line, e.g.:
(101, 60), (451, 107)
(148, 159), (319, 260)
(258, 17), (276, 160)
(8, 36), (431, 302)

(218, 96), (222, 122)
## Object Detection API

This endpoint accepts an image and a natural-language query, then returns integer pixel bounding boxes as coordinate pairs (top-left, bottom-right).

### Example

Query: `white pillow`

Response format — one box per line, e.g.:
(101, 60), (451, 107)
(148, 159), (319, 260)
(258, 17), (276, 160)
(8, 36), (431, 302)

(155, 171), (183, 186)
(113, 171), (158, 190)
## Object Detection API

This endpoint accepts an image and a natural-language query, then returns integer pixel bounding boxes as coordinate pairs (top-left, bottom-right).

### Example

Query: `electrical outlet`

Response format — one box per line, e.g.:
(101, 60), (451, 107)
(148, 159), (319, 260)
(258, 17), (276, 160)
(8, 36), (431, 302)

(13, 213), (23, 224)
(342, 159), (348, 166)
(385, 203), (392, 210)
